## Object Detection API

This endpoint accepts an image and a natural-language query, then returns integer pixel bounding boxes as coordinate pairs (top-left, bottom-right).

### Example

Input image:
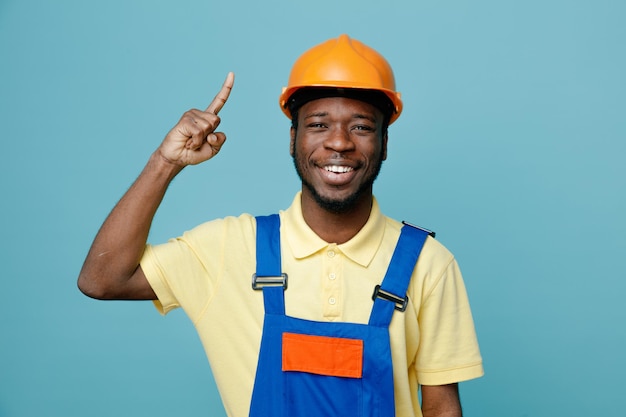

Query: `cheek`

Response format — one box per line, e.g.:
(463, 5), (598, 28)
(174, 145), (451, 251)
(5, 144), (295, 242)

(289, 128), (296, 156)
(292, 133), (316, 161)
(296, 147), (310, 166)
(381, 137), (388, 161)
(363, 143), (384, 163)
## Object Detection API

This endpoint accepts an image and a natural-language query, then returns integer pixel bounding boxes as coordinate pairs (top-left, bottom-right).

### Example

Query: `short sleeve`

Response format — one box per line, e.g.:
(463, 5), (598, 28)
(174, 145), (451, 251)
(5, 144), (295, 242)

(141, 242), (190, 315)
(139, 218), (233, 320)
(415, 257), (484, 385)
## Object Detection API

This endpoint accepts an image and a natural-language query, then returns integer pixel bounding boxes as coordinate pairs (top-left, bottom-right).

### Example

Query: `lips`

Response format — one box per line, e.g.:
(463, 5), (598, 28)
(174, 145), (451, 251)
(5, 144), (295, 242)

(324, 165), (354, 174)
(319, 163), (357, 186)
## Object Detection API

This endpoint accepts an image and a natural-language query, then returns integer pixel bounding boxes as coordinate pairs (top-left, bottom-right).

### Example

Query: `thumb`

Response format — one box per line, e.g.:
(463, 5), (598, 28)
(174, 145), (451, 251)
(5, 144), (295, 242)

(183, 132), (227, 166)
(207, 132), (227, 155)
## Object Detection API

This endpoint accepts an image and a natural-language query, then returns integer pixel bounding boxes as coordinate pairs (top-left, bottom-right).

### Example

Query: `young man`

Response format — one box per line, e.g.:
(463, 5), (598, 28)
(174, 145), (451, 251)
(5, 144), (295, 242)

(78, 34), (483, 417)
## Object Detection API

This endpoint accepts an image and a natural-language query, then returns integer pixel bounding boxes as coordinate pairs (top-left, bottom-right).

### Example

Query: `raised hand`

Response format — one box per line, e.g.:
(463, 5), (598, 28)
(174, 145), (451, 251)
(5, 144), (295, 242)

(158, 72), (235, 167)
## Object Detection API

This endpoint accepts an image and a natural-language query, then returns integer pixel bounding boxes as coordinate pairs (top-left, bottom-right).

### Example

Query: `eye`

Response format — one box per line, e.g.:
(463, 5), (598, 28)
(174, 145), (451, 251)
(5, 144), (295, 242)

(352, 124), (375, 133)
(307, 122), (327, 129)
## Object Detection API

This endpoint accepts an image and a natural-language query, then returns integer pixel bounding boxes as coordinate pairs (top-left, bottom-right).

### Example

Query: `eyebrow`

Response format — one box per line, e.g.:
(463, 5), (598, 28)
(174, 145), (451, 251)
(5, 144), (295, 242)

(303, 112), (377, 123)
(352, 113), (377, 123)
(303, 111), (328, 120)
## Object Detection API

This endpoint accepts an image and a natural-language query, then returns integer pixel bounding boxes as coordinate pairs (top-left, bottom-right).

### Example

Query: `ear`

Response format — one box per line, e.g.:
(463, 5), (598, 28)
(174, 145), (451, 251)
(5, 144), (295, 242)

(381, 131), (388, 161)
(290, 127), (296, 157)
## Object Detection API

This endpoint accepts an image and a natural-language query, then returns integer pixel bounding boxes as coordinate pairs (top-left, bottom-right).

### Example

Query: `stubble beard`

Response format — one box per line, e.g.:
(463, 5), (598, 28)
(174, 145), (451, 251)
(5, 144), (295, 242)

(292, 150), (384, 214)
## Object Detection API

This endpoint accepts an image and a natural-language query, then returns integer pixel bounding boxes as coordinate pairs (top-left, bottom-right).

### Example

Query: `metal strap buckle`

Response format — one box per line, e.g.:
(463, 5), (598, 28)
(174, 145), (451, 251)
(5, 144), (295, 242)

(372, 285), (408, 312)
(251, 273), (288, 290)
(401, 221), (436, 238)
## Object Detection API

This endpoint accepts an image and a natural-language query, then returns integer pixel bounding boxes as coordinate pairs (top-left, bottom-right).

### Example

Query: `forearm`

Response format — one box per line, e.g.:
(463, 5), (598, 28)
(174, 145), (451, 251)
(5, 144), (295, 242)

(77, 151), (182, 299)
(422, 408), (462, 417)
(421, 384), (462, 417)
(78, 73), (234, 299)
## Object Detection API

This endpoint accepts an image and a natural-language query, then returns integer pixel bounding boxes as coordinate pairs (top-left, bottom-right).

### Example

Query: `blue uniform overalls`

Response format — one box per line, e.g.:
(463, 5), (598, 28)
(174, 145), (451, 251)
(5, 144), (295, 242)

(249, 215), (431, 417)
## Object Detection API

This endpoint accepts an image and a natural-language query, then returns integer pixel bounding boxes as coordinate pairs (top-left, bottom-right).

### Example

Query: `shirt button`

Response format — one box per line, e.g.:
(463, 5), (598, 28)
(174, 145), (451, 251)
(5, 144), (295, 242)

(327, 250), (335, 258)
(329, 273), (336, 280)
(328, 297), (337, 305)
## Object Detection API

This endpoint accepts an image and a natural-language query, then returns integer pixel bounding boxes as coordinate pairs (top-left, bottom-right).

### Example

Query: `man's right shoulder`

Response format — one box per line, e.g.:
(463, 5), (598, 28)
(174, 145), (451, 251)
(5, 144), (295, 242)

(183, 213), (258, 241)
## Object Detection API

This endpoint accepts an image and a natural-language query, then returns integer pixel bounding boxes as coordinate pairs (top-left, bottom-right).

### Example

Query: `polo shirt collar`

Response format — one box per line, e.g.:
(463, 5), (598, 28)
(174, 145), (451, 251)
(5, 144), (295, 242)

(281, 192), (386, 268)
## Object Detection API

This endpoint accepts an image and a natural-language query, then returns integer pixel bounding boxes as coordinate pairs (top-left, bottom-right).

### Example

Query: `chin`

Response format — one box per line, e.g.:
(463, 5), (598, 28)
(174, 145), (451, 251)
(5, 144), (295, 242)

(308, 186), (367, 214)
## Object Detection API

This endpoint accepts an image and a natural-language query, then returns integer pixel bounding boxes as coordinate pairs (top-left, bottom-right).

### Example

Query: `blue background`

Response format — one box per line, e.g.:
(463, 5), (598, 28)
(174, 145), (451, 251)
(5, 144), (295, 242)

(1, 0), (624, 416)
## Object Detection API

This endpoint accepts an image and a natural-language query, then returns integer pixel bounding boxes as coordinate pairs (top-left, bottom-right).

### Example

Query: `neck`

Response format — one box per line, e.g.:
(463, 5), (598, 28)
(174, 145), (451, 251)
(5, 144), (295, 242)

(300, 188), (373, 244)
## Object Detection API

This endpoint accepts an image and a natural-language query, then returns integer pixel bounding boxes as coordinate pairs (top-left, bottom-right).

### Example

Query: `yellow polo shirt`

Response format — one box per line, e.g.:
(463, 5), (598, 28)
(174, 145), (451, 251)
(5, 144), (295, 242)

(141, 192), (483, 417)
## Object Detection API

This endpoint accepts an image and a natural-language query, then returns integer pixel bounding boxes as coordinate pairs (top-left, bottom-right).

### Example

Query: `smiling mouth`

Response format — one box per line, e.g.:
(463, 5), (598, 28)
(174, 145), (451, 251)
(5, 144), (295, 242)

(324, 165), (354, 173)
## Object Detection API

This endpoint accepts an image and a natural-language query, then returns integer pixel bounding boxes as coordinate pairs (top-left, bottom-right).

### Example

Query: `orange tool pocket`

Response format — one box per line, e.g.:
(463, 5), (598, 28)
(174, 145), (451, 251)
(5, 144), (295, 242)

(282, 332), (363, 378)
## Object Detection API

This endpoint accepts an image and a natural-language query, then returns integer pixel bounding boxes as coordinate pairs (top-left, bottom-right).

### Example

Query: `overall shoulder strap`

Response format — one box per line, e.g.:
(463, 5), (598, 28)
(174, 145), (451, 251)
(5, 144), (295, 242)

(368, 223), (432, 327)
(254, 214), (286, 315)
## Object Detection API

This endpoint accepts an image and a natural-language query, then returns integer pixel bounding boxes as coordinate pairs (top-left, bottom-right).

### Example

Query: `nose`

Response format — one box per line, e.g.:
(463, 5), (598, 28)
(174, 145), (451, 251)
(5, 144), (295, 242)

(324, 126), (355, 153)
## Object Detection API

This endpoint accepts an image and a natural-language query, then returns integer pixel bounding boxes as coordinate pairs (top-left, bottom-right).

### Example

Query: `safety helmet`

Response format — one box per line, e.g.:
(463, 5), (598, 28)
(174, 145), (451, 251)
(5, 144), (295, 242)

(279, 34), (403, 124)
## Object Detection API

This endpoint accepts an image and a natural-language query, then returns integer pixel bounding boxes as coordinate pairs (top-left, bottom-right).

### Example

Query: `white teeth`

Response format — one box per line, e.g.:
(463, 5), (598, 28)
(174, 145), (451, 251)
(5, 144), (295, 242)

(325, 165), (353, 173)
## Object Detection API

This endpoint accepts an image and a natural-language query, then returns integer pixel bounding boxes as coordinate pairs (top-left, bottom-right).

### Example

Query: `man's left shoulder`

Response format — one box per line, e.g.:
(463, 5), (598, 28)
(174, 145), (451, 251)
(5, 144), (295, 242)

(386, 215), (449, 245)
(385, 216), (456, 266)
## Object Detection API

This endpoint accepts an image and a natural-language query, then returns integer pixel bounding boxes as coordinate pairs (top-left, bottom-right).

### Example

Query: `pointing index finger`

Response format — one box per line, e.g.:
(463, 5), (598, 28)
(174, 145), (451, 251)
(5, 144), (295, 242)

(206, 72), (235, 115)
